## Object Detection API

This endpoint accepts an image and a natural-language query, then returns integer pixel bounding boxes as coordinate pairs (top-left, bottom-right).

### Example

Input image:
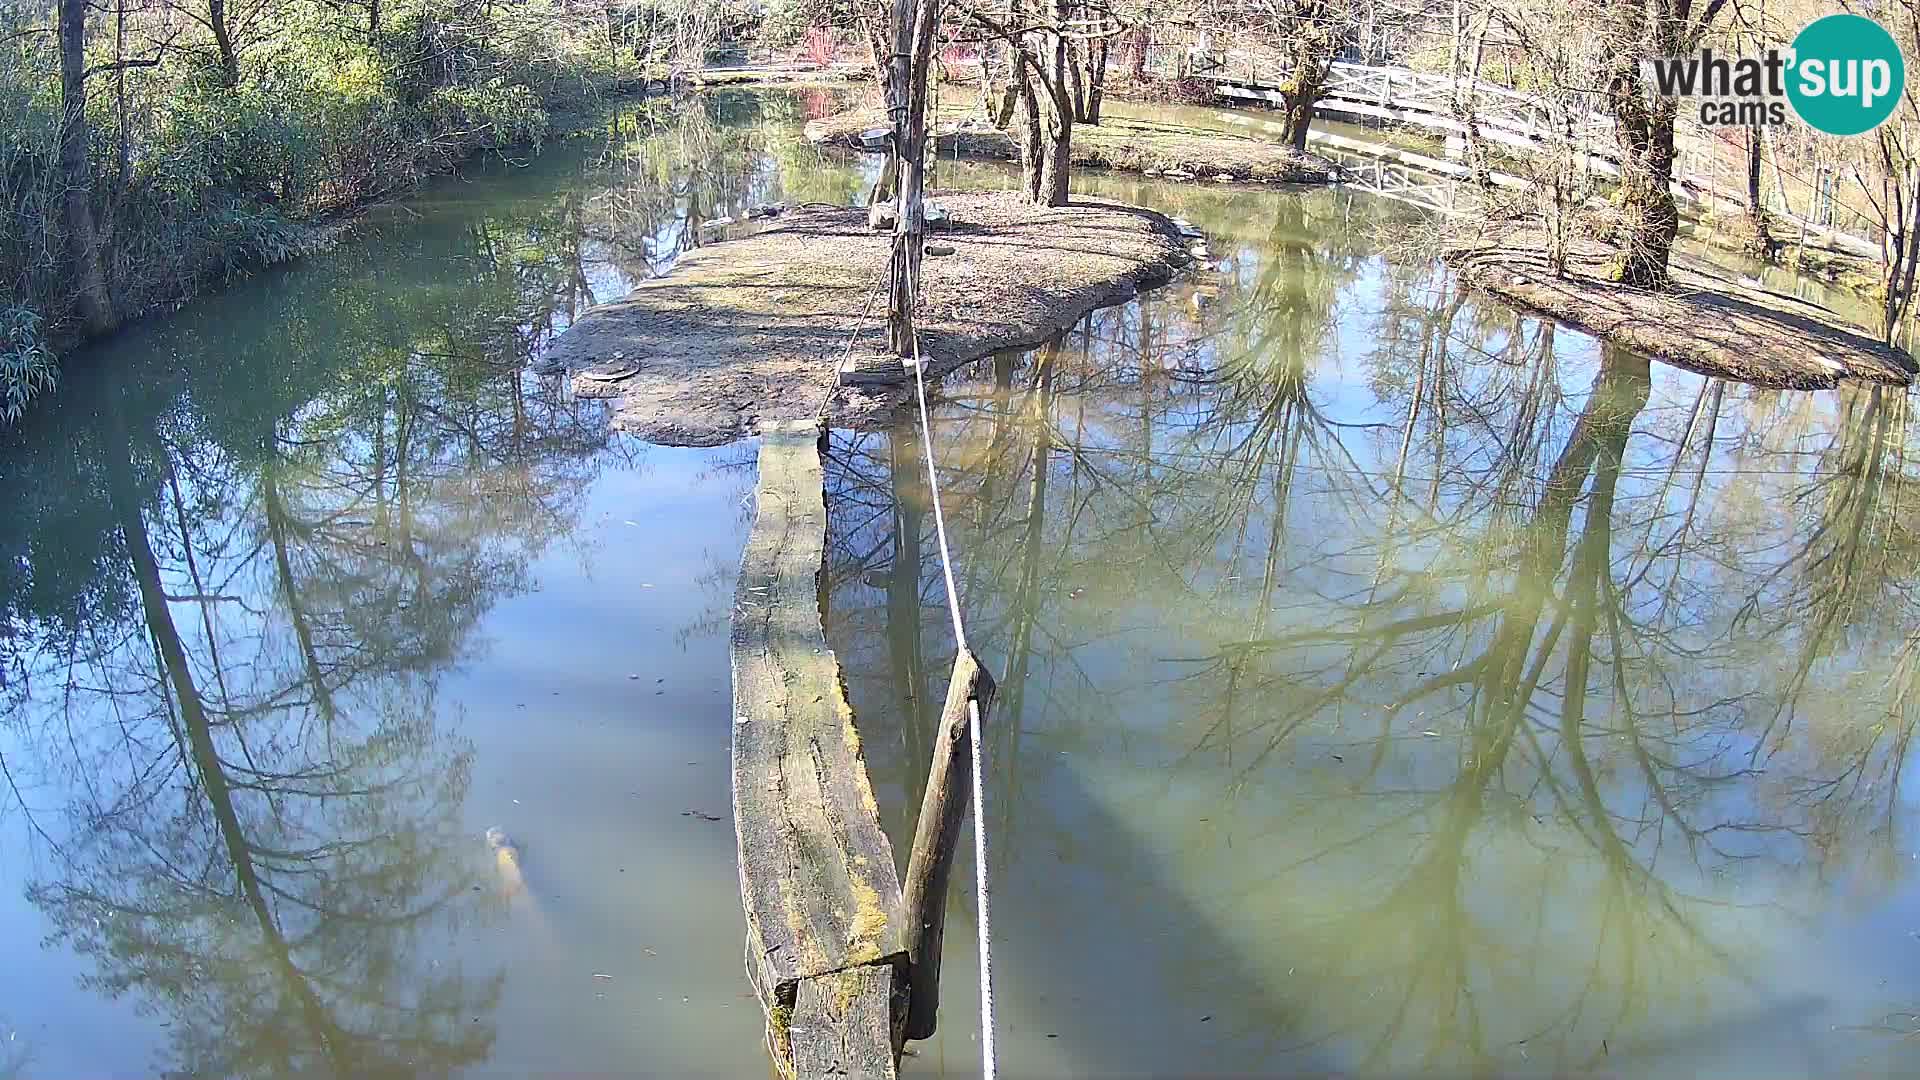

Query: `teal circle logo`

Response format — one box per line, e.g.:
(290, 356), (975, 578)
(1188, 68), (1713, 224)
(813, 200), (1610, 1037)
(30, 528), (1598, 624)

(1787, 14), (1905, 136)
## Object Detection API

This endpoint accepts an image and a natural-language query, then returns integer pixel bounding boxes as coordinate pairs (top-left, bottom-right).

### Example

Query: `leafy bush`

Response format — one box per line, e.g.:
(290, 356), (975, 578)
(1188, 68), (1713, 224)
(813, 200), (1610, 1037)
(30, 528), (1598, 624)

(0, 30), (62, 325)
(422, 83), (551, 155)
(146, 80), (328, 208)
(0, 306), (55, 423)
(0, 0), (642, 425)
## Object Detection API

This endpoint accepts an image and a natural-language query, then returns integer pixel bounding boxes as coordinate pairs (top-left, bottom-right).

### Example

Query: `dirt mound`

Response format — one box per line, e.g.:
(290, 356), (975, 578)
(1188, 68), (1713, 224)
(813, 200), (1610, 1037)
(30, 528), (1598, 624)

(541, 192), (1191, 445)
(1448, 228), (1915, 389)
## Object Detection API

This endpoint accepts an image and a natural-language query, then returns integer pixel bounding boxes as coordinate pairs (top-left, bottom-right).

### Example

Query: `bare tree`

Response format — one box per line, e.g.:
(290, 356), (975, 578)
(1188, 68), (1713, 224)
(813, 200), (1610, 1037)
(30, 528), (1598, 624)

(861, 0), (945, 351)
(1594, 0), (1731, 286)
(58, 0), (117, 334)
(962, 0), (1095, 205)
(1838, 0), (1920, 343)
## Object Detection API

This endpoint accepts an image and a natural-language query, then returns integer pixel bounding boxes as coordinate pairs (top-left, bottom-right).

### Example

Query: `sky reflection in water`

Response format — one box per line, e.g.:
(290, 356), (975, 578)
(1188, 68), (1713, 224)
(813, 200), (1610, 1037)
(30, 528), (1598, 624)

(1, 90), (1917, 1078)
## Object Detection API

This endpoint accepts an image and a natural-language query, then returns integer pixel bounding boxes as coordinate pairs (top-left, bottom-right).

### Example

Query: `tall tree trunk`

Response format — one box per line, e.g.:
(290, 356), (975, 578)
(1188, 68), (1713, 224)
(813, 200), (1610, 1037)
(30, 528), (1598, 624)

(1085, 35), (1107, 123)
(886, 0), (943, 354)
(1038, 98), (1071, 205)
(1881, 165), (1920, 345)
(1278, 3), (1333, 153)
(1744, 125), (1774, 257)
(1603, 82), (1679, 287)
(210, 0), (240, 86)
(109, 0), (130, 303)
(1600, 0), (1701, 288)
(1036, 8), (1073, 206)
(1065, 39), (1086, 121)
(114, 0), (129, 193)
(60, 0), (117, 335)
(1015, 67), (1043, 202)
(1278, 73), (1323, 152)
(1450, 13), (1491, 187)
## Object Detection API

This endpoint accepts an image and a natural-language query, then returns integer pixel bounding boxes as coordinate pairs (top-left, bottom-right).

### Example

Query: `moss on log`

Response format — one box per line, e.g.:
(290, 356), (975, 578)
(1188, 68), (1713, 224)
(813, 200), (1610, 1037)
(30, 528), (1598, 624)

(733, 418), (903, 1079)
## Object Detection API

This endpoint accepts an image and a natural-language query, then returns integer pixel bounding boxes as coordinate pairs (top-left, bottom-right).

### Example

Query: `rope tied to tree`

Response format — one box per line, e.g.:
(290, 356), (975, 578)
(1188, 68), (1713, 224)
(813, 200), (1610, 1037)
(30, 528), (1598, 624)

(825, 103), (994, 1074)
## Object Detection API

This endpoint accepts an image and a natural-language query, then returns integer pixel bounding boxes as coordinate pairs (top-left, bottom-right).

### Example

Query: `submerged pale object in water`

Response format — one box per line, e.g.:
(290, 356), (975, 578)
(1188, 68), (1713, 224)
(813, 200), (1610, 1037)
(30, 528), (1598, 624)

(486, 826), (527, 897)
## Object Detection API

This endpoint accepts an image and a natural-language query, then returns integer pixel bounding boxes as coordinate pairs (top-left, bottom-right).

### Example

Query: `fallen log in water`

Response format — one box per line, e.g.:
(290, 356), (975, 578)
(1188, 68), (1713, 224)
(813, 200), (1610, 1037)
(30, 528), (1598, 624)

(732, 419), (1003, 1078)
(732, 419), (904, 1079)
(898, 648), (997, 1042)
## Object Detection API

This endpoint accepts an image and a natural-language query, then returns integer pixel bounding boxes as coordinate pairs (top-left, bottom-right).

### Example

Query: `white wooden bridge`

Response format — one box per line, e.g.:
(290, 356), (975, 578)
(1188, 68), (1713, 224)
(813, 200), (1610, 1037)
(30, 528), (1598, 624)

(1224, 59), (1616, 167)
(1144, 44), (1878, 256)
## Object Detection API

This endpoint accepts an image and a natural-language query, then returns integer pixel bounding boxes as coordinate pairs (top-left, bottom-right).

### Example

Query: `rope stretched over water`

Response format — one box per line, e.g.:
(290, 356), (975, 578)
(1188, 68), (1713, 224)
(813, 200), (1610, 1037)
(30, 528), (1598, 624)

(906, 327), (998, 1080)
(824, 146), (993, 1076)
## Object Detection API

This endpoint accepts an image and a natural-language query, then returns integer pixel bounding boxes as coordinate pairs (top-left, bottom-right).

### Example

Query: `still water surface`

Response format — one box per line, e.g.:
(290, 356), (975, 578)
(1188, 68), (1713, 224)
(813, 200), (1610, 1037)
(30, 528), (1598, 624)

(4, 90), (1919, 1078)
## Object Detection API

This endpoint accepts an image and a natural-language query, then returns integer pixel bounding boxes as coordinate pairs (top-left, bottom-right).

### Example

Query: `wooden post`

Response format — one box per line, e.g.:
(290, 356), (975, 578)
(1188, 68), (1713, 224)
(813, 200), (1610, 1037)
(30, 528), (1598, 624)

(897, 646), (997, 1042)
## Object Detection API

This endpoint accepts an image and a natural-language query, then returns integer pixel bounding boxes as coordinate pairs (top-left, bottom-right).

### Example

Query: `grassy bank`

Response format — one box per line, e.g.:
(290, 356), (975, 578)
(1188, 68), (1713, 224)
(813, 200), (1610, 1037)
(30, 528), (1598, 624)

(0, 0), (659, 420)
(804, 99), (1338, 183)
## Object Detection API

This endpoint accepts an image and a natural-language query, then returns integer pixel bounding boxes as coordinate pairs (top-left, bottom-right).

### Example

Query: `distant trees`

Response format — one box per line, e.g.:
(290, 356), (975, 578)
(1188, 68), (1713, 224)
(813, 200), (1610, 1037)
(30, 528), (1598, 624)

(1221, 0), (1354, 150)
(3, 0), (646, 409)
(12, 0), (1918, 422)
(960, 0), (1104, 206)
(871, 0), (1132, 346)
(869, 0), (946, 349)
(1849, 0), (1920, 343)
(1271, 0), (1342, 150)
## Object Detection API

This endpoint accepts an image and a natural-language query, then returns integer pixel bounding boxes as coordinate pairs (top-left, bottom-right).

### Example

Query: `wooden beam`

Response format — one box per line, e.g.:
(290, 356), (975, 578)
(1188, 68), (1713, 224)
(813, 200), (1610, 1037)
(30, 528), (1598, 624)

(897, 647), (997, 1042)
(732, 418), (905, 1079)
(791, 968), (900, 1080)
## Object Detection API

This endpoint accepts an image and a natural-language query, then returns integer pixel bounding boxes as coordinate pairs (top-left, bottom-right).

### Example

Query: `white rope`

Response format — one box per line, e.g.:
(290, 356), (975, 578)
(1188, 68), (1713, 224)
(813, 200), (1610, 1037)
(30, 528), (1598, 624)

(909, 334), (968, 652)
(907, 329), (997, 1080)
(965, 693), (994, 1080)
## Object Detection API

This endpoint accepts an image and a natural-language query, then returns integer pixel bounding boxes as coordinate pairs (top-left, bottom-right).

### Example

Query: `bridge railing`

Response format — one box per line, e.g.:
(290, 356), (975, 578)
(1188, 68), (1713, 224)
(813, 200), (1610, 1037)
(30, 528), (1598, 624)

(1168, 46), (1881, 256)
(1321, 62), (1612, 145)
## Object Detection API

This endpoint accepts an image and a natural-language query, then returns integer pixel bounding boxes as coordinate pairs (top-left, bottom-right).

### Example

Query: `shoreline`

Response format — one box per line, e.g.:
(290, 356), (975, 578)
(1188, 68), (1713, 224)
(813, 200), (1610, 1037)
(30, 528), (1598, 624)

(1446, 228), (1915, 389)
(804, 104), (1340, 184)
(28, 77), (1905, 430)
(541, 192), (1191, 446)
(38, 83), (673, 365)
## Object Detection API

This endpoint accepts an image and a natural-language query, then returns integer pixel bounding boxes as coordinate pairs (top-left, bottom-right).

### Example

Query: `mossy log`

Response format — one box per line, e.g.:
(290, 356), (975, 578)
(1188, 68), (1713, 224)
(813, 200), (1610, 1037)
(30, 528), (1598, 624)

(897, 648), (996, 1042)
(732, 419), (904, 1079)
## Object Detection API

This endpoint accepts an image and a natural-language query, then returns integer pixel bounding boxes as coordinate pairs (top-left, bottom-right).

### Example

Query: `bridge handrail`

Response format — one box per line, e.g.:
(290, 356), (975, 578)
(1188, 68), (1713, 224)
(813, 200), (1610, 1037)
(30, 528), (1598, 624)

(1155, 45), (1883, 256)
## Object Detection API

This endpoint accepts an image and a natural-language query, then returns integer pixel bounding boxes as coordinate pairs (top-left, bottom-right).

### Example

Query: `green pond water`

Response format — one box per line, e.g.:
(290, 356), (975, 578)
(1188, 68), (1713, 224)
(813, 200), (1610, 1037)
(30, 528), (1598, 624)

(4, 89), (1920, 1078)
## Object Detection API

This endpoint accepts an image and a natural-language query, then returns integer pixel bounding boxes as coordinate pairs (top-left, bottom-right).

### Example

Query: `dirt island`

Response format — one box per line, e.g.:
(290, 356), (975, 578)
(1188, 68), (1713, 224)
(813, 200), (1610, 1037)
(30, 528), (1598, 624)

(540, 192), (1192, 445)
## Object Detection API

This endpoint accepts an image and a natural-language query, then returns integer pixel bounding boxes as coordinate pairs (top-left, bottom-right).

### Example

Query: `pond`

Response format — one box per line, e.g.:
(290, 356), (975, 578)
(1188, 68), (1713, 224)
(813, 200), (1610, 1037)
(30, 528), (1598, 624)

(4, 88), (1919, 1078)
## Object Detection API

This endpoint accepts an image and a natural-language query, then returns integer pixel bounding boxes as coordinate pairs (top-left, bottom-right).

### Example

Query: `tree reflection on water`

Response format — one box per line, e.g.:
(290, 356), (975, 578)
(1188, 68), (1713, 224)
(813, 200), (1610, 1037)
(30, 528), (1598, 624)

(0, 89), (865, 1078)
(824, 184), (1920, 1075)
(5, 93), (1918, 1076)
(0, 153), (629, 1076)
